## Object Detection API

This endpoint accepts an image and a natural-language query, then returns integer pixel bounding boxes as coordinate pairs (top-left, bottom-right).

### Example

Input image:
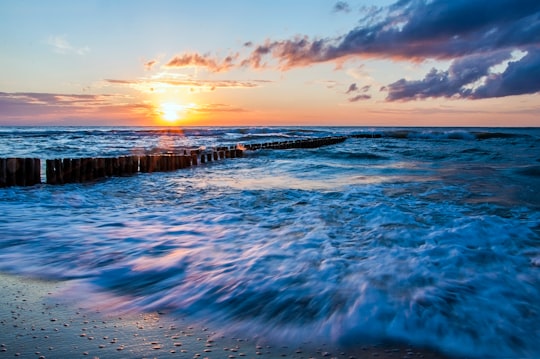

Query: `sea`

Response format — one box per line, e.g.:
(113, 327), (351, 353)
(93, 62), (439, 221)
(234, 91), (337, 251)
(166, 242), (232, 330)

(0, 126), (539, 358)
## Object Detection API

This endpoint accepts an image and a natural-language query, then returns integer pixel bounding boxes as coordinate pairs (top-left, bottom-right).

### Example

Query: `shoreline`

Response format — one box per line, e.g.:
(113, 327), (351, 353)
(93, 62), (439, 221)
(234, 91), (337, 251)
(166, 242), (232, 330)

(0, 273), (453, 359)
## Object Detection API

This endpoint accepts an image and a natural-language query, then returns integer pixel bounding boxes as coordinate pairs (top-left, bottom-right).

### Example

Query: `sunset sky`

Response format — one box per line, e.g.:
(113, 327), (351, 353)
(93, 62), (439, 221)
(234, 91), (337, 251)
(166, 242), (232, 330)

(1, 0), (539, 127)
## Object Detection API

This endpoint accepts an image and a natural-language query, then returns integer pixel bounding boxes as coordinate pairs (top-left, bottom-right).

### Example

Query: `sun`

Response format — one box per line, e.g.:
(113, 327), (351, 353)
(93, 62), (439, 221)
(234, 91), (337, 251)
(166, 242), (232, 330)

(159, 102), (185, 123)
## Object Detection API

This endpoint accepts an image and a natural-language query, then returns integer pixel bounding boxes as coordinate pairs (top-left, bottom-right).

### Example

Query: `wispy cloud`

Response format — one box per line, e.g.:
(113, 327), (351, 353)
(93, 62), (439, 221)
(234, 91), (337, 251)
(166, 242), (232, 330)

(165, 52), (239, 73)
(0, 92), (120, 107)
(0, 92), (151, 125)
(195, 103), (247, 113)
(106, 74), (271, 93)
(144, 60), (158, 71)
(47, 35), (90, 55)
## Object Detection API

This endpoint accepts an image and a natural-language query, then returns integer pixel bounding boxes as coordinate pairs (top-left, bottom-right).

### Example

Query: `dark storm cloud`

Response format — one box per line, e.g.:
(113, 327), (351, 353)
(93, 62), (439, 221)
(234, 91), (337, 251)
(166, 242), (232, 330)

(471, 47), (540, 98)
(241, 0), (540, 100)
(387, 48), (540, 100)
(257, 0), (540, 66)
(386, 50), (514, 100)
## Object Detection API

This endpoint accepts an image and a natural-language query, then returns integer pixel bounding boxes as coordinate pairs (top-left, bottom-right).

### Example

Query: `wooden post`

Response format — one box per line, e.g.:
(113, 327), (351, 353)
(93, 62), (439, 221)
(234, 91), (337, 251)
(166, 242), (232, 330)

(104, 157), (113, 177)
(79, 158), (87, 182)
(54, 159), (63, 184)
(5, 158), (16, 186)
(213, 151), (218, 161)
(33, 159), (41, 185)
(191, 151), (198, 166)
(23, 158), (35, 186)
(12, 158), (24, 186)
(95, 158), (105, 178)
(0, 158), (6, 188)
(118, 156), (126, 176)
(124, 156), (131, 175)
(45, 159), (55, 185)
(85, 158), (94, 182)
(72, 158), (81, 182)
(139, 155), (148, 173)
(235, 149), (244, 157)
(62, 158), (72, 183)
(150, 155), (159, 172)
(181, 155), (190, 168)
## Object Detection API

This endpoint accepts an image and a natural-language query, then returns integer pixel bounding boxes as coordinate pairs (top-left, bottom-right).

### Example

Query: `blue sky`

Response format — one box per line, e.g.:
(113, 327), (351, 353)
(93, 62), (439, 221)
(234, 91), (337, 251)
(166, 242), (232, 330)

(1, 0), (539, 126)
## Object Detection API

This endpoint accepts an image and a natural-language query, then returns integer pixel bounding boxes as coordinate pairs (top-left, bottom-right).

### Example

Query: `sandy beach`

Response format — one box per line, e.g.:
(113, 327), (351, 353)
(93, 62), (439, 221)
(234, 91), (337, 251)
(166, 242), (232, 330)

(0, 273), (453, 359)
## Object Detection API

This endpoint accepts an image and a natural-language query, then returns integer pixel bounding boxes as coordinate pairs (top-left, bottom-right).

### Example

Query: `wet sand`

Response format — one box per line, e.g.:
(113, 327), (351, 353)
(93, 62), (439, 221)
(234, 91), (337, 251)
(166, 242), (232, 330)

(0, 273), (453, 359)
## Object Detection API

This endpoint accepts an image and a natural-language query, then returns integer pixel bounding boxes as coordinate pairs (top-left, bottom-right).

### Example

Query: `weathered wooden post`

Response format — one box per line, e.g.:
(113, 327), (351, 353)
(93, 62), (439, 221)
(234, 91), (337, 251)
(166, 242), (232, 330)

(54, 159), (63, 184)
(12, 158), (24, 186)
(62, 158), (72, 183)
(0, 158), (6, 188)
(181, 155), (190, 168)
(139, 155), (148, 173)
(95, 158), (105, 178)
(45, 159), (55, 185)
(191, 151), (198, 166)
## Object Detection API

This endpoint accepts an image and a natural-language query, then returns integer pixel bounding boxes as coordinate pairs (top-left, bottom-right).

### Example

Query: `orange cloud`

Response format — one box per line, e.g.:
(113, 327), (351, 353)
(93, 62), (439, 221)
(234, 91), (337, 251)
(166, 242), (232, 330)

(164, 52), (239, 72)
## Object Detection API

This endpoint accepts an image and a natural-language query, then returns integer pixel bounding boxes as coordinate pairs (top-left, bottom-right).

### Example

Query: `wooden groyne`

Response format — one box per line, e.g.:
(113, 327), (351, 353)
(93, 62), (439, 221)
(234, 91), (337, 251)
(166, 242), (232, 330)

(0, 158), (41, 188)
(0, 136), (347, 187)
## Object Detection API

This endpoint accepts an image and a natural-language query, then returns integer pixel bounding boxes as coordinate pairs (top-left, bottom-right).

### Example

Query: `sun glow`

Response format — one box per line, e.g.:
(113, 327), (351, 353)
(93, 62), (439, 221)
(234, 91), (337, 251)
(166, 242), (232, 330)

(159, 102), (186, 123)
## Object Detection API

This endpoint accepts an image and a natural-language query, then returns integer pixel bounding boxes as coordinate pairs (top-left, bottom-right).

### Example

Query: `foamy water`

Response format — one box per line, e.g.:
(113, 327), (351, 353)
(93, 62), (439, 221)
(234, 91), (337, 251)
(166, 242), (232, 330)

(1, 127), (539, 357)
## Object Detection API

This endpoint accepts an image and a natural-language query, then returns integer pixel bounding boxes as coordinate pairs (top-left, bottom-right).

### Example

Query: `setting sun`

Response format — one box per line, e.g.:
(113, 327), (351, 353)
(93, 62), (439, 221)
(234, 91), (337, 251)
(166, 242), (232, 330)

(160, 102), (185, 123)
(157, 102), (197, 124)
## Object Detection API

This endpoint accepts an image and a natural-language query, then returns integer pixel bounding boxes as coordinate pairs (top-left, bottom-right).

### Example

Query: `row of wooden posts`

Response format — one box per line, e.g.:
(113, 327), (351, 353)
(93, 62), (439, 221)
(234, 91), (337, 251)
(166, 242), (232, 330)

(0, 136), (348, 188)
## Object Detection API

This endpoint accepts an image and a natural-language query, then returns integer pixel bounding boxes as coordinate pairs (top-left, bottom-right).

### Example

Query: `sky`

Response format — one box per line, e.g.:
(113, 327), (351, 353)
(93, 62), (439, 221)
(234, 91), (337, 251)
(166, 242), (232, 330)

(0, 0), (539, 127)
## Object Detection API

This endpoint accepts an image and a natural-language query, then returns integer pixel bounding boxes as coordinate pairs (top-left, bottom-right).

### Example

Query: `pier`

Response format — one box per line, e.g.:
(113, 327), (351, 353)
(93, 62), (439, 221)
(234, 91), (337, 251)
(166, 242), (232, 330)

(0, 136), (347, 187)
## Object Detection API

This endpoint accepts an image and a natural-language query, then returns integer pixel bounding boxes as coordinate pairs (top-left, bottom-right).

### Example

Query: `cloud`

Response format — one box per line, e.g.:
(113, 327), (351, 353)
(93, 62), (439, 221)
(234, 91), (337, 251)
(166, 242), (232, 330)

(0, 92), (149, 125)
(105, 76), (270, 92)
(471, 48), (540, 98)
(239, 0), (540, 100)
(156, 1), (539, 101)
(0, 92), (121, 108)
(165, 52), (238, 72)
(348, 94), (371, 102)
(144, 60), (157, 71)
(333, 1), (351, 13)
(346, 82), (372, 101)
(256, 0), (540, 66)
(47, 35), (90, 55)
(346, 83), (358, 94)
(195, 103), (247, 113)
(387, 50), (514, 100)
(387, 49), (540, 100)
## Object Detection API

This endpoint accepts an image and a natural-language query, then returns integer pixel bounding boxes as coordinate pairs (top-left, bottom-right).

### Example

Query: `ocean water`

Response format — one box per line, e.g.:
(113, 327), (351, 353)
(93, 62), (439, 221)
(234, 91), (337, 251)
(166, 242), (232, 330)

(0, 127), (539, 358)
